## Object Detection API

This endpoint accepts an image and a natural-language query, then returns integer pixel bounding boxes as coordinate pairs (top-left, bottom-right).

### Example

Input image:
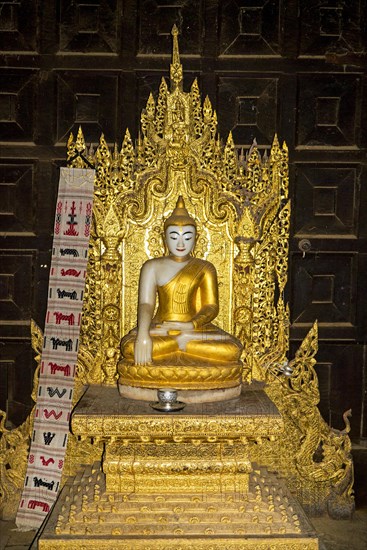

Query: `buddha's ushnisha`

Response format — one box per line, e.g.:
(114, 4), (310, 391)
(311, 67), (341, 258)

(120, 196), (242, 366)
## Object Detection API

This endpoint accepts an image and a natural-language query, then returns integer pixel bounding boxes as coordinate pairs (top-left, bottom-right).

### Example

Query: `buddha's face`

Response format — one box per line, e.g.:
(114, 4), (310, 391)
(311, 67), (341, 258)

(165, 225), (196, 258)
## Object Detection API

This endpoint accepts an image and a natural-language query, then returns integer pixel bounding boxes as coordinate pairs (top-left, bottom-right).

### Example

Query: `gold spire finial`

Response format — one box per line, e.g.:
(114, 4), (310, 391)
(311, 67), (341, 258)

(164, 196), (197, 230)
(170, 25), (183, 90)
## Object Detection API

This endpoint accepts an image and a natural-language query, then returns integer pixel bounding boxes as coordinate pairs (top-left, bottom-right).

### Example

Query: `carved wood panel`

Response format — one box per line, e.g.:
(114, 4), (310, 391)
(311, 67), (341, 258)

(299, 0), (365, 56)
(0, 1), (366, 446)
(217, 76), (278, 145)
(55, 72), (119, 143)
(290, 252), (357, 339)
(0, 71), (37, 142)
(293, 164), (360, 237)
(138, 0), (202, 55)
(219, 0), (282, 56)
(296, 74), (361, 147)
(59, 0), (120, 53)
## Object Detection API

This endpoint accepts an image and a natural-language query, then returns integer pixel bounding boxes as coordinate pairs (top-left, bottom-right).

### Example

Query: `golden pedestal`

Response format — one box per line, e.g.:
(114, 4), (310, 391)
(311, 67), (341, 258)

(71, 384), (282, 498)
(104, 441), (251, 495)
(38, 461), (319, 549)
(37, 384), (320, 548)
(118, 361), (243, 390)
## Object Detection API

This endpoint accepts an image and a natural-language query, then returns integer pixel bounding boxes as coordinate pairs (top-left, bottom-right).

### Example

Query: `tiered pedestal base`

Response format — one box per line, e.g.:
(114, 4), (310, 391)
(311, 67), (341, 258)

(38, 462), (319, 549)
(37, 384), (320, 549)
(104, 440), (251, 494)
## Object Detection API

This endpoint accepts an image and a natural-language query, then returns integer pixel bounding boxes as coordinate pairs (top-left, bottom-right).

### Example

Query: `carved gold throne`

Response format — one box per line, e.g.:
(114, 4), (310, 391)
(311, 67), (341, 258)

(0, 25), (355, 549)
(48, 25), (354, 532)
(71, 49), (291, 393)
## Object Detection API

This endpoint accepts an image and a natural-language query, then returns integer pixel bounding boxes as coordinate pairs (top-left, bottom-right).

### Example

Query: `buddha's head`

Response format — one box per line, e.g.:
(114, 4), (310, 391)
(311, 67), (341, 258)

(164, 196), (196, 259)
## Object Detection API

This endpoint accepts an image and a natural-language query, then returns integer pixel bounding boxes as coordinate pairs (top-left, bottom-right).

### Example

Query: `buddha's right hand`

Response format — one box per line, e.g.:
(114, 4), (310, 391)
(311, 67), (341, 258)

(134, 334), (153, 365)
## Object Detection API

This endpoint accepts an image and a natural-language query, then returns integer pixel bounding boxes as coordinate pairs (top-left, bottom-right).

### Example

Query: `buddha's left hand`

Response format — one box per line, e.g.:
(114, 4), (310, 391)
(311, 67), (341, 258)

(162, 321), (194, 331)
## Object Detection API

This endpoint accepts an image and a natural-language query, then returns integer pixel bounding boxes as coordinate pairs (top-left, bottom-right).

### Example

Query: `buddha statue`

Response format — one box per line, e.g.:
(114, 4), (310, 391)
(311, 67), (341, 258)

(118, 197), (243, 403)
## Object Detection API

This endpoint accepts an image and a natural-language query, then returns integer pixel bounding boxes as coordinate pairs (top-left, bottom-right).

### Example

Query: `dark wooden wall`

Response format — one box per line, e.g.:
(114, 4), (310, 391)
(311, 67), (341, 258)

(1, 0), (366, 459)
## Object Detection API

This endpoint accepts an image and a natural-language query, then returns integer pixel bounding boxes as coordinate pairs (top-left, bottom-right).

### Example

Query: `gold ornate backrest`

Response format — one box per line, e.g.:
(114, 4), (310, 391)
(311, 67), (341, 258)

(121, 185), (235, 336)
(67, 26), (290, 386)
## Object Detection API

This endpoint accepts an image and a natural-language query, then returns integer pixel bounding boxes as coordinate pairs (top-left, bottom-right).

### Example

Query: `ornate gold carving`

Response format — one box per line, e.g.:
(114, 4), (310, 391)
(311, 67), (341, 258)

(252, 322), (355, 517)
(38, 462), (319, 549)
(71, 384), (284, 443)
(104, 441), (251, 494)
(67, 36), (290, 389)
(118, 363), (242, 390)
(72, 414), (284, 441)
(0, 320), (41, 520)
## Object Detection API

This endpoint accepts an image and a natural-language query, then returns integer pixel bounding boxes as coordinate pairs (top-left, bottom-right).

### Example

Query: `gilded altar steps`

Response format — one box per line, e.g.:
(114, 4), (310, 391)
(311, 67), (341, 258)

(38, 462), (320, 549)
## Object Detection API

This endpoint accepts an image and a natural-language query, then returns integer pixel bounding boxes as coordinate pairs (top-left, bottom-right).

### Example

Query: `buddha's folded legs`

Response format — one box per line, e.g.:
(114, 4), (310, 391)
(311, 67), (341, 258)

(185, 339), (242, 363)
(121, 332), (241, 364)
(121, 333), (180, 361)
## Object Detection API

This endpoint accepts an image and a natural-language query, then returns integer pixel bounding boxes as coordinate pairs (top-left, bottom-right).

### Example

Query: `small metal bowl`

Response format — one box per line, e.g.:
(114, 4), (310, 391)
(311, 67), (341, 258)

(157, 388), (178, 405)
(150, 388), (185, 412)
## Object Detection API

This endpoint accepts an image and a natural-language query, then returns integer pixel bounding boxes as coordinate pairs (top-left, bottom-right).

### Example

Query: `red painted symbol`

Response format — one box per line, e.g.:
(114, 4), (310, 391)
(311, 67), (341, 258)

(40, 456), (55, 466)
(43, 409), (62, 420)
(60, 269), (81, 277)
(28, 500), (50, 512)
(53, 312), (75, 325)
(49, 362), (71, 376)
(64, 200), (79, 236)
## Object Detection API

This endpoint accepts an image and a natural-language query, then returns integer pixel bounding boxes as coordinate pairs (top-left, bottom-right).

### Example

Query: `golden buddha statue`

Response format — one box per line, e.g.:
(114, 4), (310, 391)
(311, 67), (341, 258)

(118, 197), (243, 402)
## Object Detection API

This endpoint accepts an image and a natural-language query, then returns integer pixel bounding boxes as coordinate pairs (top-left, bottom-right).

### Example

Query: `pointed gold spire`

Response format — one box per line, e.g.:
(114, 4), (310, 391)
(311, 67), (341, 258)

(76, 125), (85, 152)
(170, 24), (183, 90)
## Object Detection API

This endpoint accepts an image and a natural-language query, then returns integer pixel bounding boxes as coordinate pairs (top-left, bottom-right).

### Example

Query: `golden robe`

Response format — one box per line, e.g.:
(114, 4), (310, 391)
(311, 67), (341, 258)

(120, 258), (242, 364)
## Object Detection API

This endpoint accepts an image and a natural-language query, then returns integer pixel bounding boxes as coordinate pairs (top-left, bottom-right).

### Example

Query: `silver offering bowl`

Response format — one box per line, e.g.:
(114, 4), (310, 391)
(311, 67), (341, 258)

(150, 388), (186, 412)
(157, 388), (178, 406)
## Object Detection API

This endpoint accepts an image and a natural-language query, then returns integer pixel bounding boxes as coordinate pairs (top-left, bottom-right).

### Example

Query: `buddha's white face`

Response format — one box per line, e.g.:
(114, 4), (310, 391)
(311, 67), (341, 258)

(165, 225), (196, 258)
